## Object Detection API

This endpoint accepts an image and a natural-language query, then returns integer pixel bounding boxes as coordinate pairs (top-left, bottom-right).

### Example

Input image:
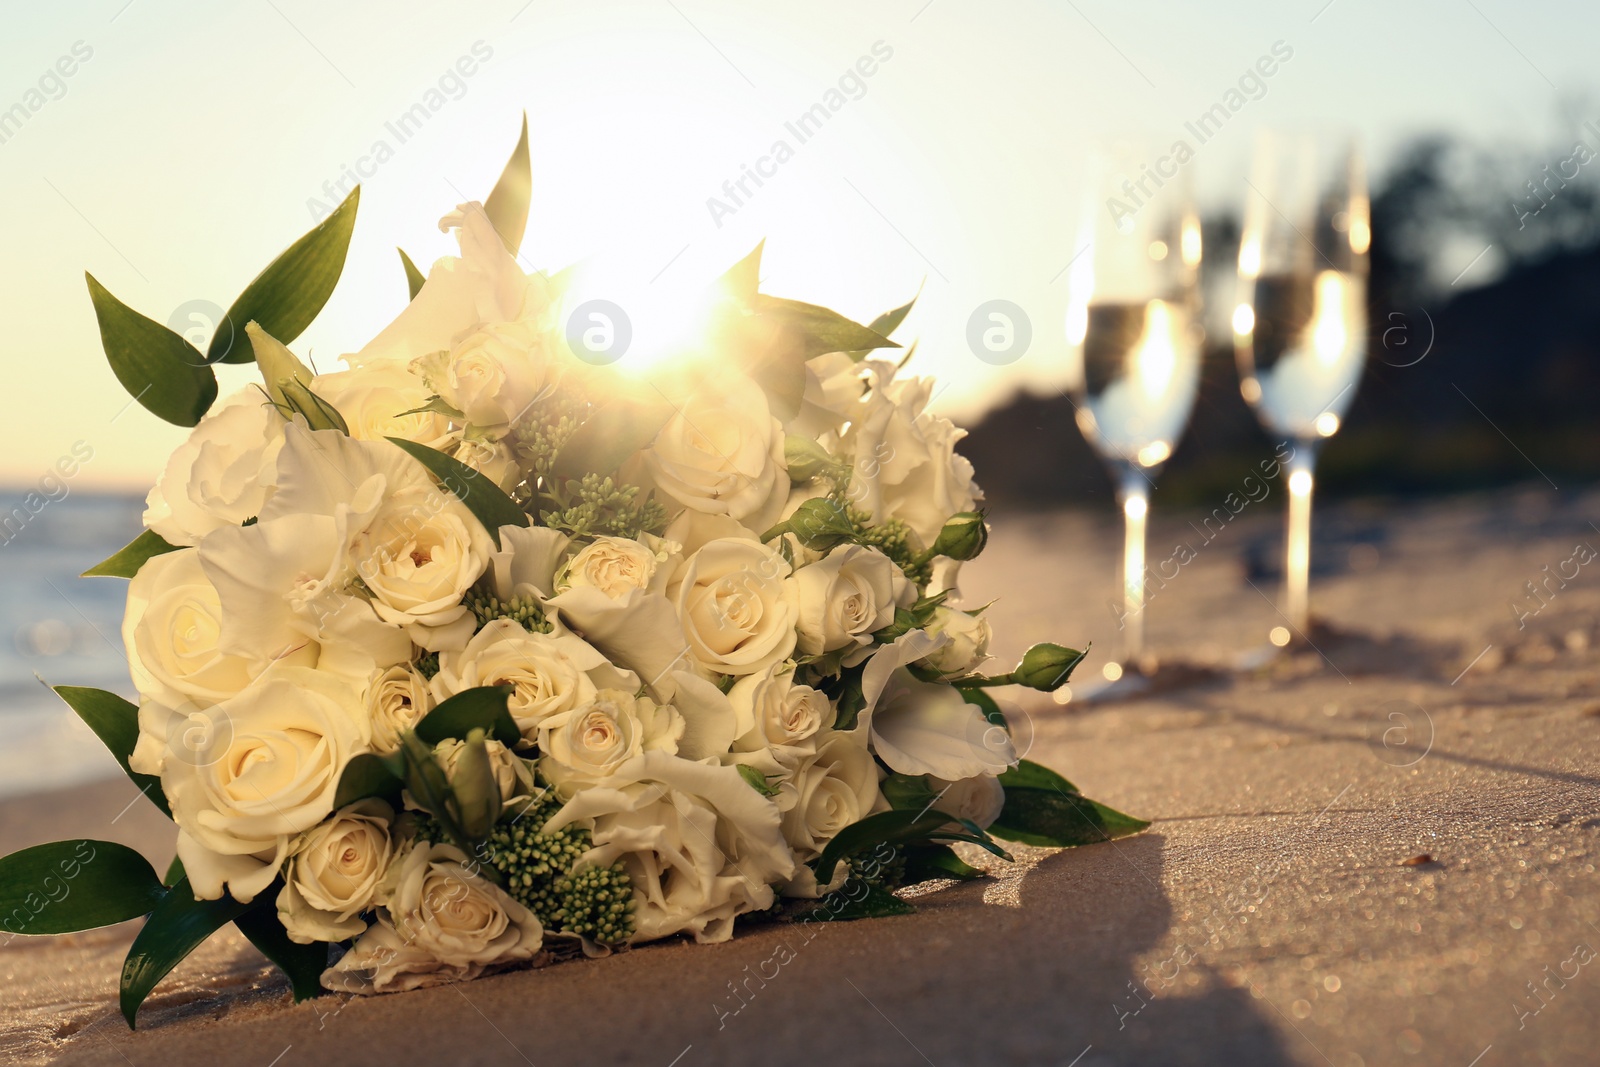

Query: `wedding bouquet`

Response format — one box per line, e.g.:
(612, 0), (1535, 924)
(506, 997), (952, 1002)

(0, 119), (1144, 1025)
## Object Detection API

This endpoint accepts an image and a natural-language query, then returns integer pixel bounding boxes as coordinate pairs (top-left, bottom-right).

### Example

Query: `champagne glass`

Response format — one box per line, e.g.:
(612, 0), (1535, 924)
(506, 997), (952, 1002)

(1065, 143), (1204, 684)
(1233, 132), (1369, 643)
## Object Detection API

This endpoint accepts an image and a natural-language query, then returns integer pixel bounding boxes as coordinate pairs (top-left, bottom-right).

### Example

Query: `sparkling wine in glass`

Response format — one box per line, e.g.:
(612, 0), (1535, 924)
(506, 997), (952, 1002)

(1066, 145), (1204, 680)
(1234, 132), (1369, 640)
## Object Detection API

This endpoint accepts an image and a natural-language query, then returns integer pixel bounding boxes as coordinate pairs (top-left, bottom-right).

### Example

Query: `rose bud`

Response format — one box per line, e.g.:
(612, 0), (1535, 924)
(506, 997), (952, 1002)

(1013, 642), (1087, 691)
(449, 728), (502, 840)
(784, 435), (835, 483)
(929, 511), (988, 561)
(787, 497), (856, 551)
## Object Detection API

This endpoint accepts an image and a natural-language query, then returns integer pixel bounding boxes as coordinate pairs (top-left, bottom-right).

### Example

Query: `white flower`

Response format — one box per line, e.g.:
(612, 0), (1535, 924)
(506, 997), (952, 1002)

(545, 752), (794, 943)
(277, 799), (394, 943)
(431, 619), (603, 741)
(148, 665), (371, 902)
(728, 662), (832, 754)
(555, 535), (675, 599)
(792, 544), (912, 657)
(929, 774), (1005, 830)
(919, 606), (992, 679)
(868, 666), (1014, 781)
(670, 537), (798, 678)
(642, 373), (788, 526)
(539, 689), (683, 792)
(322, 841), (542, 993)
(349, 202), (531, 368)
(788, 351), (867, 439)
(313, 361), (454, 450)
(123, 547), (314, 710)
(353, 488), (494, 649)
(143, 389), (284, 546)
(432, 736), (533, 803)
(780, 730), (882, 859)
(364, 663), (434, 755)
(413, 320), (551, 437)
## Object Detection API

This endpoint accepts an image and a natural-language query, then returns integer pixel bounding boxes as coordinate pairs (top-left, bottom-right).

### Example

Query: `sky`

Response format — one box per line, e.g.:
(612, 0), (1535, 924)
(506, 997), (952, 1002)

(0, 0), (1592, 489)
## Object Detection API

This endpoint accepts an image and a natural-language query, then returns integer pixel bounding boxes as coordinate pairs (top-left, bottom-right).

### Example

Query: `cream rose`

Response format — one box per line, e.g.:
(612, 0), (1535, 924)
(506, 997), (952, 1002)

(354, 486), (494, 650)
(919, 606), (992, 679)
(780, 730), (882, 859)
(930, 773), (1006, 830)
(450, 436), (522, 492)
(277, 799), (394, 943)
(431, 619), (601, 740)
(555, 535), (674, 599)
(792, 544), (912, 657)
(414, 320), (550, 436)
(123, 547), (315, 710)
(143, 388), (284, 546)
(365, 663), (434, 754)
(670, 537), (798, 677)
(545, 752), (794, 943)
(322, 841), (543, 993)
(314, 362), (455, 450)
(729, 663), (832, 754)
(642, 373), (788, 525)
(539, 690), (683, 792)
(150, 665), (371, 902)
(432, 736), (534, 803)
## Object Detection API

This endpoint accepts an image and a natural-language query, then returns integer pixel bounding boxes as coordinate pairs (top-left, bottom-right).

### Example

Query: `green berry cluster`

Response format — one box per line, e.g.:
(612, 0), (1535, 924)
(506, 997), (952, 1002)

(543, 473), (668, 540)
(847, 509), (930, 586)
(468, 592), (553, 633)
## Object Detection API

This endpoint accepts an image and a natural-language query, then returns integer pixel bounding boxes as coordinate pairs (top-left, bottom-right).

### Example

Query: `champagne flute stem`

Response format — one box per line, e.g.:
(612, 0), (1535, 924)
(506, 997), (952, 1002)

(1284, 443), (1316, 633)
(1119, 469), (1150, 668)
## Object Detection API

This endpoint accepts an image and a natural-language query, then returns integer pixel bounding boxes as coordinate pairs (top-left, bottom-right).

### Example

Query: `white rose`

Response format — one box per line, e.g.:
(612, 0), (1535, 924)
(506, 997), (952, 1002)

(313, 362), (454, 450)
(450, 436), (522, 492)
(277, 799), (394, 943)
(930, 774), (1005, 830)
(555, 535), (675, 599)
(919, 607), (992, 679)
(545, 752), (794, 943)
(414, 320), (550, 436)
(123, 547), (315, 710)
(779, 730), (882, 859)
(322, 841), (542, 993)
(432, 619), (601, 740)
(539, 689), (683, 792)
(793, 544), (912, 657)
(642, 373), (788, 525)
(153, 665), (371, 902)
(670, 537), (798, 677)
(728, 663), (832, 753)
(432, 737), (534, 803)
(353, 485), (495, 650)
(364, 663), (434, 755)
(143, 389), (285, 546)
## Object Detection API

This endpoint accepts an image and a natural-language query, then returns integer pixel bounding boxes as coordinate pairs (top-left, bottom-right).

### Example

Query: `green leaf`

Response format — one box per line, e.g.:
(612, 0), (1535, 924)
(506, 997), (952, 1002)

(812, 809), (960, 886)
(51, 687), (170, 819)
(551, 396), (675, 480)
(163, 855), (184, 887)
(399, 247), (427, 301)
(989, 788), (1149, 849)
(82, 528), (178, 578)
(211, 187), (360, 364)
(86, 274), (217, 427)
(120, 876), (251, 1028)
(333, 752), (405, 809)
(754, 296), (900, 360)
(736, 764), (781, 798)
(720, 240), (764, 305)
(880, 772), (939, 811)
(414, 685), (520, 748)
(997, 758), (1079, 795)
(847, 287), (921, 360)
(483, 113), (531, 256)
(386, 437), (530, 548)
(234, 904), (327, 1002)
(902, 842), (984, 883)
(800, 880), (916, 921)
(958, 687), (1008, 729)
(0, 840), (165, 935)
(820, 660), (867, 732)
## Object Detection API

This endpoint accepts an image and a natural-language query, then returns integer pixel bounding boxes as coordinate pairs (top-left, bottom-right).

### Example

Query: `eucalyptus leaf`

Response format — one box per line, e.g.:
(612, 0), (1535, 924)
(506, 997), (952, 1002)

(483, 114), (531, 255)
(386, 438), (530, 548)
(82, 528), (178, 578)
(51, 687), (170, 818)
(234, 904), (327, 1002)
(86, 274), (217, 427)
(211, 186), (360, 364)
(120, 876), (251, 1028)
(413, 685), (520, 748)
(399, 247), (427, 301)
(0, 840), (165, 935)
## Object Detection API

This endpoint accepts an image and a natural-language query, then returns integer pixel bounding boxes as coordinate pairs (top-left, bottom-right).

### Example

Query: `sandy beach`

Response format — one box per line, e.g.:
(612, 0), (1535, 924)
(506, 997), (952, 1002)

(4, 485), (1597, 1067)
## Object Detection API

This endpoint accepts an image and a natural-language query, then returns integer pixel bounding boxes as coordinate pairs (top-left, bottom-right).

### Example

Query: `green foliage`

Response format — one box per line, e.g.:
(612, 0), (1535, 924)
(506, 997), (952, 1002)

(399, 248), (426, 300)
(0, 840), (165, 935)
(542, 473), (668, 540)
(120, 877), (251, 1028)
(332, 752), (405, 809)
(736, 764), (781, 798)
(902, 843), (984, 883)
(82, 529), (178, 578)
(414, 686), (521, 748)
(386, 437), (530, 548)
(51, 687), (170, 818)
(810, 808), (1010, 886)
(86, 274), (217, 427)
(483, 113), (531, 255)
(233, 903), (328, 1002)
(847, 287), (921, 360)
(467, 591), (553, 633)
(989, 760), (1148, 848)
(211, 187), (360, 364)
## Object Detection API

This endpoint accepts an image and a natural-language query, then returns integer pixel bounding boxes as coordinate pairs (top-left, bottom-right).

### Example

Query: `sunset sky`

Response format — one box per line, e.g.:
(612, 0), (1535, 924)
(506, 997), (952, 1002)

(0, 0), (1592, 488)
